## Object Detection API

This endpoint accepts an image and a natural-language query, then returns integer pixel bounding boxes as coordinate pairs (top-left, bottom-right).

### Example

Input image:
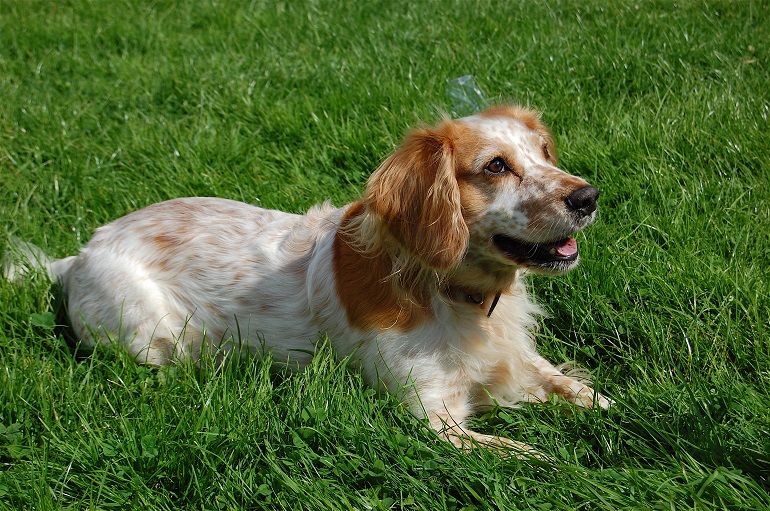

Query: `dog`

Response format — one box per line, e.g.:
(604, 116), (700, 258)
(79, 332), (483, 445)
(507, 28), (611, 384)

(7, 105), (611, 452)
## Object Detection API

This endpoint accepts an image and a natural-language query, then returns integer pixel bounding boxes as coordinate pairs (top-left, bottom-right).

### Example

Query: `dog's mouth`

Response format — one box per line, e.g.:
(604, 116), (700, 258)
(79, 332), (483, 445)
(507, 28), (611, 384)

(492, 234), (580, 272)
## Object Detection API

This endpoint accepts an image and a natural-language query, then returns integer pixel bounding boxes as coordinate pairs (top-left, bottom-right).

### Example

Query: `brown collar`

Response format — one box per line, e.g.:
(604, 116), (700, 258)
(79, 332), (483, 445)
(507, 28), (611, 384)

(449, 288), (502, 317)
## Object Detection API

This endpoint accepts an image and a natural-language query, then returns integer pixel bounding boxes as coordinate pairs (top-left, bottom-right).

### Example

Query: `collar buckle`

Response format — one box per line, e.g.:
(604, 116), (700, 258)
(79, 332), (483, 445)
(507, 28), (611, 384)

(457, 290), (502, 317)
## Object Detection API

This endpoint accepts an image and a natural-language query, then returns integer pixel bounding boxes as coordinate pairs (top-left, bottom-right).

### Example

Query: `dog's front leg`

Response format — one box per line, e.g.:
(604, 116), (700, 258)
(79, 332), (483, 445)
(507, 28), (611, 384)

(526, 356), (613, 409)
(405, 379), (541, 456)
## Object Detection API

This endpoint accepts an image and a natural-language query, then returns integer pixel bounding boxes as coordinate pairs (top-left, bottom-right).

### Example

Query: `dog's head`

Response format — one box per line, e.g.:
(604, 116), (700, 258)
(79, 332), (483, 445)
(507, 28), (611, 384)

(364, 105), (598, 287)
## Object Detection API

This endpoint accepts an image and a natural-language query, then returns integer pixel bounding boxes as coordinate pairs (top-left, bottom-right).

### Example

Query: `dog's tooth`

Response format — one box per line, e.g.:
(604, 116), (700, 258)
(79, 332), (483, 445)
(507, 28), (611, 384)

(548, 247), (556, 255)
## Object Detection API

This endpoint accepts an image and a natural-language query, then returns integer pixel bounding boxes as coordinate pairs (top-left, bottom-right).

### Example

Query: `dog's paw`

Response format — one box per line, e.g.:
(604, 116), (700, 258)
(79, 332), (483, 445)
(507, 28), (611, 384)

(574, 387), (614, 409)
(441, 428), (550, 461)
(596, 392), (615, 409)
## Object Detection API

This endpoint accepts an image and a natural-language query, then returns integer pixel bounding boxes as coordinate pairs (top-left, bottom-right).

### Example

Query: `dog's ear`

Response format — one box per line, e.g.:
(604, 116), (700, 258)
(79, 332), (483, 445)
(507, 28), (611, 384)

(364, 123), (469, 271)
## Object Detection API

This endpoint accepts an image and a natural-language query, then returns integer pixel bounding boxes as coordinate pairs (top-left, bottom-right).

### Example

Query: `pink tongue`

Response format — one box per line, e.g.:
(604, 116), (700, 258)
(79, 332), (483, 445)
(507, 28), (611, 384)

(553, 238), (578, 257)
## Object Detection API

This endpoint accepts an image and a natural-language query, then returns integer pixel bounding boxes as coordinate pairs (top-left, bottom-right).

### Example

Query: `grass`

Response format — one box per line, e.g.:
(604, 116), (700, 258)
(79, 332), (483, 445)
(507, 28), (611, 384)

(1, 0), (769, 509)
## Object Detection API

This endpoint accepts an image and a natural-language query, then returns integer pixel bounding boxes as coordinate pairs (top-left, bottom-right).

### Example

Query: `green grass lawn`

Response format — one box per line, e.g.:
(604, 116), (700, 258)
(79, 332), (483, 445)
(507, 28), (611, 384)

(1, 0), (769, 509)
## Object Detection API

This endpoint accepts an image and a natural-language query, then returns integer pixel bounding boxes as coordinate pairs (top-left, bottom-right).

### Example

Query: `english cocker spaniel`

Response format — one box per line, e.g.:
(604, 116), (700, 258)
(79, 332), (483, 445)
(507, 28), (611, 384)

(17, 105), (611, 451)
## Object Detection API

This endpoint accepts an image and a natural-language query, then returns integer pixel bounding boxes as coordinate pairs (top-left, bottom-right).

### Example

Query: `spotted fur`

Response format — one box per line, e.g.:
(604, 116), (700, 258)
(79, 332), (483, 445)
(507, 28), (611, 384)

(18, 105), (611, 452)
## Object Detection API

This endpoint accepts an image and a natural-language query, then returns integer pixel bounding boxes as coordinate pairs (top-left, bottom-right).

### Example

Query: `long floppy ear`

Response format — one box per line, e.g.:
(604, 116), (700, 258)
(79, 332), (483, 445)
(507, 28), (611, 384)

(363, 122), (469, 271)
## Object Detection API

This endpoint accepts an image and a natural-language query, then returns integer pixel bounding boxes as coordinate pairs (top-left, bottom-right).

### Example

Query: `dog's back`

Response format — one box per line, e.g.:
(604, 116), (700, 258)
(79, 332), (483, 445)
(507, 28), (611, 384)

(33, 197), (344, 365)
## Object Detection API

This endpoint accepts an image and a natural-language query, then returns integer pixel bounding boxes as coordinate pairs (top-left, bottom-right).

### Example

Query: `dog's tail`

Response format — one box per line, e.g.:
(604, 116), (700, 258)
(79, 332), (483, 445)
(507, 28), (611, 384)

(3, 236), (74, 284)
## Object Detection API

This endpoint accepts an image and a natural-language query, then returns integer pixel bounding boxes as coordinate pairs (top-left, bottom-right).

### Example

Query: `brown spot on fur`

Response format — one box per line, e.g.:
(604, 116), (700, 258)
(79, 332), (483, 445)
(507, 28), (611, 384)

(333, 204), (432, 332)
(488, 362), (513, 386)
(232, 269), (249, 283)
(257, 300), (279, 315)
(148, 336), (175, 362)
(146, 254), (171, 273)
(205, 302), (229, 322)
(236, 295), (256, 308)
(537, 375), (587, 404)
(152, 233), (183, 252)
(457, 174), (496, 219)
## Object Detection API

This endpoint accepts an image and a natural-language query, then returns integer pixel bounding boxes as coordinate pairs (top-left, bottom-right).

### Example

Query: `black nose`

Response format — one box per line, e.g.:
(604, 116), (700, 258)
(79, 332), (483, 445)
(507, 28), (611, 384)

(565, 185), (599, 217)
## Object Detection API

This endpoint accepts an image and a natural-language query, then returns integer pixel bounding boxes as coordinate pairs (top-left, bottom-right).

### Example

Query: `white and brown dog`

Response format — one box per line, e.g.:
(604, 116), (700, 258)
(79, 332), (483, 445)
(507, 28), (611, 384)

(10, 105), (611, 451)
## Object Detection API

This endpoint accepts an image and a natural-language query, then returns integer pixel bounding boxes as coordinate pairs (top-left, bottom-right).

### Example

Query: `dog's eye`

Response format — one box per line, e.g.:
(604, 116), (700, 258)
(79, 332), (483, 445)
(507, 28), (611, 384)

(485, 157), (511, 175)
(542, 144), (551, 161)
